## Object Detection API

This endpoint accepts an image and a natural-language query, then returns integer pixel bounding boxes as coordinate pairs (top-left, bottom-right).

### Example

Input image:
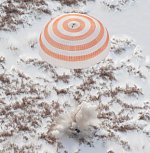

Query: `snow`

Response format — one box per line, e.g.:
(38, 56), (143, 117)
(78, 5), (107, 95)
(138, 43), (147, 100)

(0, 0), (150, 153)
(87, 0), (150, 55)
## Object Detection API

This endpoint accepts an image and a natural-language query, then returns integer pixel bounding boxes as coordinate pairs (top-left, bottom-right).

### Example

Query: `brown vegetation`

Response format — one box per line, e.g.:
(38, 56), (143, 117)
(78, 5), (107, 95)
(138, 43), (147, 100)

(54, 0), (86, 6)
(0, 0), (51, 31)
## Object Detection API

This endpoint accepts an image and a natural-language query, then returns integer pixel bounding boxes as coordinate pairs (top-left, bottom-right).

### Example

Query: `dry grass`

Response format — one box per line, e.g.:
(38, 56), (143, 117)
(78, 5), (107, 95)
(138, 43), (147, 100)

(107, 150), (115, 153)
(20, 58), (54, 72)
(102, 85), (143, 98)
(0, 143), (41, 153)
(40, 133), (57, 144)
(101, 0), (136, 11)
(0, 0), (51, 31)
(54, 88), (68, 95)
(111, 36), (136, 54)
(54, 74), (70, 83)
(99, 66), (117, 81)
(0, 36), (149, 152)
(53, 0), (86, 6)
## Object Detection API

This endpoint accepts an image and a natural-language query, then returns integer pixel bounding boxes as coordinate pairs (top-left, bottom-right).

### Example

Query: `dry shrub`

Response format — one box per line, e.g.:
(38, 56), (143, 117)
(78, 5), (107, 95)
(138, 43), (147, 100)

(0, 131), (13, 137)
(138, 112), (150, 121)
(54, 0), (86, 6)
(77, 77), (95, 92)
(64, 10), (88, 14)
(0, 35), (148, 152)
(0, 143), (40, 153)
(79, 137), (94, 147)
(20, 58), (54, 72)
(40, 133), (57, 144)
(126, 65), (146, 79)
(99, 66), (116, 81)
(111, 36), (136, 54)
(103, 85), (143, 98)
(124, 85), (143, 96)
(0, 96), (64, 150)
(55, 74), (70, 83)
(107, 151), (115, 153)
(0, 0), (51, 31)
(0, 68), (52, 101)
(73, 91), (82, 102)
(101, 0), (136, 11)
(18, 125), (30, 131)
(54, 88), (68, 95)
(113, 124), (136, 132)
(73, 69), (83, 78)
(95, 101), (141, 150)
(0, 56), (5, 63)
(0, 73), (10, 84)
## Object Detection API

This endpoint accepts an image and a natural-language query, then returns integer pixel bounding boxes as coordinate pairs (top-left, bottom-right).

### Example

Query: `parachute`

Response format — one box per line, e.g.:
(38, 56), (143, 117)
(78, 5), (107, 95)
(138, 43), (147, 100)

(39, 13), (110, 69)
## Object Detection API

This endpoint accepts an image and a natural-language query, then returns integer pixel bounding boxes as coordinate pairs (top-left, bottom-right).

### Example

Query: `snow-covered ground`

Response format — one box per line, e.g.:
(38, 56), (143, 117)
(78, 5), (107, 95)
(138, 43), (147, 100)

(88, 0), (150, 55)
(0, 0), (150, 153)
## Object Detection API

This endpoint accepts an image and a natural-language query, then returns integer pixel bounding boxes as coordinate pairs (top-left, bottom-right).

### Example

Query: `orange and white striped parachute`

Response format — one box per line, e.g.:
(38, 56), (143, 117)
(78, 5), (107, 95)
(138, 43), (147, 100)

(39, 13), (110, 69)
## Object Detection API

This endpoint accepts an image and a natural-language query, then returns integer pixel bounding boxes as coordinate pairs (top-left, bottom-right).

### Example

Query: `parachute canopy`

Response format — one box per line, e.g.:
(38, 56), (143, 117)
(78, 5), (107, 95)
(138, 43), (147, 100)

(39, 13), (110, 69)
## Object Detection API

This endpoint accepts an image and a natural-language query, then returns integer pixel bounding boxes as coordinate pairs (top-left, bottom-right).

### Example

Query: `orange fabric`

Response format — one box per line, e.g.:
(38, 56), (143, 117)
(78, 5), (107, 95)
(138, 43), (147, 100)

(52, 14), (96, 41)
(44, 20), (104, 51)
(39, 30), (109, 61)
(63, 18), (85, 32)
